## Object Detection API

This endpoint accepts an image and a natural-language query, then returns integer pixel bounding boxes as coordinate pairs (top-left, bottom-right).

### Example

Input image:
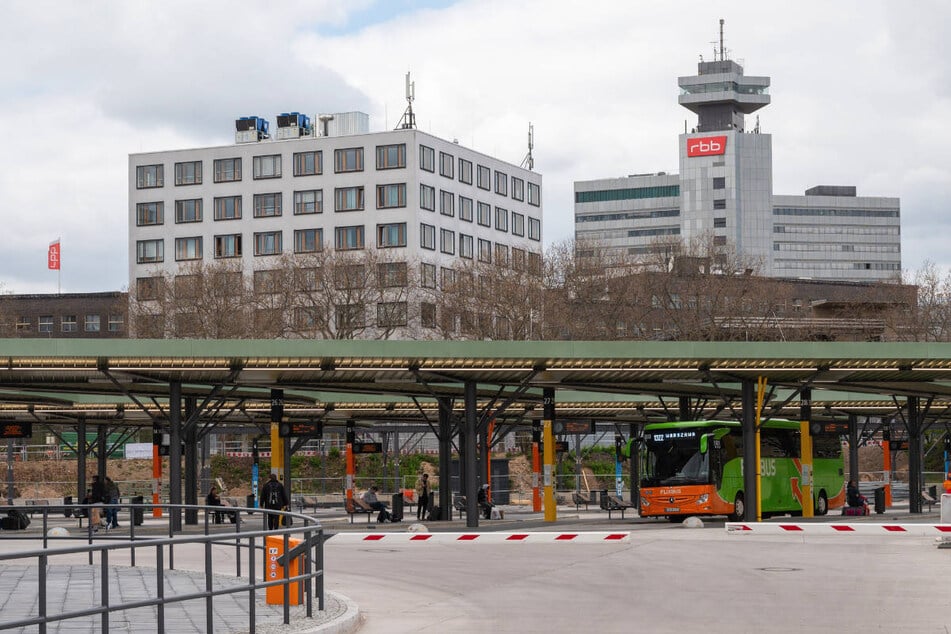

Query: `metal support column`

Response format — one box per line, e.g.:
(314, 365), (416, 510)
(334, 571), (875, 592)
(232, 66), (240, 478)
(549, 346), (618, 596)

(97, 428), (107, 480)
(168, 381), (183, 532)
(741, 380), (758, 522)
(908, 397), (922, 514)
(678, 396), (691, 421)
(437, 397), (452, 521)
(629, 423), (639, 507)
(184, 396), (198, 525)
(5, 439), (13, 505)
(77, 417), (87, 504)
(848, 414), (859, 484)
(464, 380), (479, 528)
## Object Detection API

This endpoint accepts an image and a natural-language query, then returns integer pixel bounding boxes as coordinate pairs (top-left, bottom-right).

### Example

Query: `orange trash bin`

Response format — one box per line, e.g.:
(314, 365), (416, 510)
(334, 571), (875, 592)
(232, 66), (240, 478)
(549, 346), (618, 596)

(265, 535), (302, 605)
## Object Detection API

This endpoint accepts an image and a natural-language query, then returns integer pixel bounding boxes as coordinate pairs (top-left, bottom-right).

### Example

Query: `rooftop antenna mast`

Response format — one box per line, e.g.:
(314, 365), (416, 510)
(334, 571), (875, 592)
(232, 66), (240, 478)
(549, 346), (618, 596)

(719, 18), (726, 61)
(395, 71), (416, 130)
(520, 122), (534, 171)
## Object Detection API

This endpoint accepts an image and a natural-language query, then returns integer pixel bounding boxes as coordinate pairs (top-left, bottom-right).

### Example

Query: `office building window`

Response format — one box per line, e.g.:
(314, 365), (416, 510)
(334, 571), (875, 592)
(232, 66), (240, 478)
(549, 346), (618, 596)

(214, 157), (241, 182)
(85, 314), (101, 332)
(421, 302), (436, 329)
(714, 235), (727, 245)
(477, 165), (490, 190)
(713, 177), (726, 189)
(214, 234), (242, 258)
(477, 202), (491, 227)
(62, 315), (77, 333)
(528, 217), (541, 241)
(495, 207), (508, 232)
(377, 222), (407, 248)
(38, 316), (53, 333)
(334, 225), (365, 250)
(174, 161), (202, 186)
(136, 239), (164, 263)
(294, 189), (322, 215)
(495, 171), (508, 196)
(512, 176), (525, 201)
(440, 228), (455, 255)
(478, 239), (492, 263)
(294, 151), (322, 176)
(214, 196), (242, 220)
(714, 217), (727, 228)
(376, 144), (406, 170)
(420, 145), (435, 172)
(136, 276), (163, 301)
(136, 164), (164, 188)
(420, 184), (435, 211)
(108, 314), (124, 333)
(459, 158), (473, 184)
(175, 198), (202, 223)
(512, 247), (526, 271)
(495, 244), (510, 266)
(335, 186), (365, 211)
(336, 304), (365, 330)
(441, 267), (455, 289)
(439, 152), (454, 178)
(253, 231), (283, 255)
(253, 193), (282, 217)
(377, 302), (408, 327)
(253, 154), (282, 179)
(253, 269), (282, 295)
(459, 196), (473, 222)
(528, 182), (541, 206)
(379, 262), (408, 287)
(421, 262), (437, 288)
(420, 223), (436, 250)
(294, 228), (323, 253)
(136, 201), (163, 226)
(15, 316), (31, 333)
(377, 183), (407, 209)
(440, 190), (454, 217)
(713, 199), (727, 210)
(175, 236), (202, 261)
(459, 233), (474, 259)
(511, 212), (525, 237)
(334, 147), (364, 173)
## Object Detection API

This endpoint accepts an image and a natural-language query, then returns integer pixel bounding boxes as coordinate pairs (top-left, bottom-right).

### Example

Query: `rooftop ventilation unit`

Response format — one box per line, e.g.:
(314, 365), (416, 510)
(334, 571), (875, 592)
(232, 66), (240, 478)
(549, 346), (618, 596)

(235, 116), (269, 144)
(275, 112), (312, 140)
(316, 112), (369, 137)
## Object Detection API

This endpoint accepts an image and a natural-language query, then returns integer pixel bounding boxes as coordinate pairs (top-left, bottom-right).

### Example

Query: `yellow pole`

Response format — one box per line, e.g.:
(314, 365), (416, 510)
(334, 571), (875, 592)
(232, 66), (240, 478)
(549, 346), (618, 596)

(543, 419), (556, 522)
(755, 377), (767, 522)
(799, 421), (814, 517)
(270, 422), (283, 484)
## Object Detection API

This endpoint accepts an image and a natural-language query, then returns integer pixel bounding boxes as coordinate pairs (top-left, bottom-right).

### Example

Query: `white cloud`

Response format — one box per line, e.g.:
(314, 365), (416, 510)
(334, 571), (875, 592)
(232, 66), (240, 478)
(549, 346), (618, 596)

(0, 0), (949, 292)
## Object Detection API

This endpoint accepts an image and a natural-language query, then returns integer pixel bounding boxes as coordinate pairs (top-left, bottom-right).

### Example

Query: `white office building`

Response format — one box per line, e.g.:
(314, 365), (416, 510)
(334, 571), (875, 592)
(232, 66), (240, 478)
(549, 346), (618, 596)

(128, 112), (543, 336)
(575, 45), (900, 282)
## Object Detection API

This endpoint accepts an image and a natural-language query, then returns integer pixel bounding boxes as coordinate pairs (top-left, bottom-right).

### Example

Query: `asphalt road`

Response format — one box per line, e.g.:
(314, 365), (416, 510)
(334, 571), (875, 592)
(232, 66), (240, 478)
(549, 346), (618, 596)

(325, 522), (951, 633)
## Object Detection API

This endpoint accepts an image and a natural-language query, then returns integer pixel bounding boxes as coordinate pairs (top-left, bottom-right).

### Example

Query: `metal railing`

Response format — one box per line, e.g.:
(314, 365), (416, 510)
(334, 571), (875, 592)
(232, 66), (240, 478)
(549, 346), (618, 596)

(0, 503), (324, 634)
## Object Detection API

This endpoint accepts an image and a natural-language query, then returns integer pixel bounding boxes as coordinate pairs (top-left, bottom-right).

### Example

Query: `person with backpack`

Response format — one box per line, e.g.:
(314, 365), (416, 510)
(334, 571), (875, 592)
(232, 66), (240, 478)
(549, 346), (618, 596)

(89, 474), (106, 530)
(105, 477), (120, 529)
(261, 473), (288, 530)
(415, 473), (430, 521)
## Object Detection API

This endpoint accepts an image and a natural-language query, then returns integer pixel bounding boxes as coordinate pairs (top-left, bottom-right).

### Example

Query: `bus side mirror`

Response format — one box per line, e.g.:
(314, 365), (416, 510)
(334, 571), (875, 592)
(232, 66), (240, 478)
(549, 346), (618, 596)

(700, 435), (708, 454)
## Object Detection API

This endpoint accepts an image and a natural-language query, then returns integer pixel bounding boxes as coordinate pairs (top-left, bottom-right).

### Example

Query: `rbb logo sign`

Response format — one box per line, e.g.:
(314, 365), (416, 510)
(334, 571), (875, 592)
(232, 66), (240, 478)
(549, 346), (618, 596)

(686, 135), (727, 157)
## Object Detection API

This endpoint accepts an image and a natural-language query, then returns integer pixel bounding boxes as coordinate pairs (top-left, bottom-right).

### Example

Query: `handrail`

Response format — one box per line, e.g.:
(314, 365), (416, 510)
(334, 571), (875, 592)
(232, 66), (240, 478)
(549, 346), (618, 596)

(0, 503), (324, 634)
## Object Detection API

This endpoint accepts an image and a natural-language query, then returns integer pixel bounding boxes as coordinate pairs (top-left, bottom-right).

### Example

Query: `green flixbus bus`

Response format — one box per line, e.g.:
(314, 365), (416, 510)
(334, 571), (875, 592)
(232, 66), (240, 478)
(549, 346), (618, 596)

(638, 420), (846, 521)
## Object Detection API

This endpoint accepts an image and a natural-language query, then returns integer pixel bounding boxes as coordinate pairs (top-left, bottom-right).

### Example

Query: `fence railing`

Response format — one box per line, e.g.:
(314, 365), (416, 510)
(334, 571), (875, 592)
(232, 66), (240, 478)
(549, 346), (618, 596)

(0, 503), (324, 634)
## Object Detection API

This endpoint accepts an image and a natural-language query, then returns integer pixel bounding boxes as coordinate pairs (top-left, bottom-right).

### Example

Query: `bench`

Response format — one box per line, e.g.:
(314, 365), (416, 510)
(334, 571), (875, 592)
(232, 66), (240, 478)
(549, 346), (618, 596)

(922, 490), (937, 512)
(345, 498), (375, 524)
(205, 503), (237, 524)
(601, 494), (635, 520)
(572, 492), (591, 511)
(453, 496), (467, 519)
(24, 499), (50, 517)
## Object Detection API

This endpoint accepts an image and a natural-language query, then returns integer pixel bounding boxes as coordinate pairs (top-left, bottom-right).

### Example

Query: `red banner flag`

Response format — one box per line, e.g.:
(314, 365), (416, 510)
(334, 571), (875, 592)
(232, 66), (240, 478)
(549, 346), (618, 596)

(48, 240), (61, 270)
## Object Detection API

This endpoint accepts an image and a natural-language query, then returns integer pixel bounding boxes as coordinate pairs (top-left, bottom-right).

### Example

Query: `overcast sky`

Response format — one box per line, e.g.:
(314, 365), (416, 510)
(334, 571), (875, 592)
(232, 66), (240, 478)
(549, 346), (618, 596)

(1, 0), (948, 294)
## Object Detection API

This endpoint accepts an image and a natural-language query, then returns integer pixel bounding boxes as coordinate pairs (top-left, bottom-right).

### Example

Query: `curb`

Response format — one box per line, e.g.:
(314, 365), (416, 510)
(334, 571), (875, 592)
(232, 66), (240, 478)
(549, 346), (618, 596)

(305, 591), (362, 634)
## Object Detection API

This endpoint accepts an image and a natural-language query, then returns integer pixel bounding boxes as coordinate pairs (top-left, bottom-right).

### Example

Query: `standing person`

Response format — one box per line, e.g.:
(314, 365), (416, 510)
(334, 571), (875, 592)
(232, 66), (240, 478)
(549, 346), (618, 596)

(89, 475), (105, 529)
(415, 473), (430, 521)
(105, 476), (121, 529)
(261, 473), (288, 530)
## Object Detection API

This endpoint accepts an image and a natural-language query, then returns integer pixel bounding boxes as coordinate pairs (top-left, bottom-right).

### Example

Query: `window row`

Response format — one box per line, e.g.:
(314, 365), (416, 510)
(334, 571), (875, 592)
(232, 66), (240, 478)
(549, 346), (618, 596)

(418, 224), (537, 268)
(419, 188), (539, 239)
(135, 145), (541, 208)
(15, 314), (123, 334)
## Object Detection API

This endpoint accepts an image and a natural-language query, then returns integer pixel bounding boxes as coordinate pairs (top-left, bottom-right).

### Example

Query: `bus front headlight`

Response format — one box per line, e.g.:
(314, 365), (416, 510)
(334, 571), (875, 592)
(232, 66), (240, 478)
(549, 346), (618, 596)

(640, 497), (649, 507)
(697, 494), (708, 504)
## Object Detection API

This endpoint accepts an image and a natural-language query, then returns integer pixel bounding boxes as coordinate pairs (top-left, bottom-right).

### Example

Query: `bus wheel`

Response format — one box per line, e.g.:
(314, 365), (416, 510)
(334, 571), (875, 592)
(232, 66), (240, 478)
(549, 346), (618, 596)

(728, 493), (745, 521)
(815, 491), (828, 516)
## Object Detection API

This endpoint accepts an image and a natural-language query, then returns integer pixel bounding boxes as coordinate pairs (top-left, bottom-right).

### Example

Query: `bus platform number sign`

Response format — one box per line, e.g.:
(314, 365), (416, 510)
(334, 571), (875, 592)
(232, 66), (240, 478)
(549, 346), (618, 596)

(353, 442), (382, 454)
(0, 423), (32, 439)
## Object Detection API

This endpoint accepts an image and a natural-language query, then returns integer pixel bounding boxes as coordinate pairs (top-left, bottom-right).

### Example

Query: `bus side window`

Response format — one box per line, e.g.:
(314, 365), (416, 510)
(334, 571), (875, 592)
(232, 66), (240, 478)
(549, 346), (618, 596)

(722, 433), (739, 460)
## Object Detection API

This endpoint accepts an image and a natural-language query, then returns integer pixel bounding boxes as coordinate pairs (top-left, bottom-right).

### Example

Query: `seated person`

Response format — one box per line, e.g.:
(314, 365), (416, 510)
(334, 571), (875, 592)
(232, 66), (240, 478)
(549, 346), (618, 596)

(846, 480), (868, 509)
(477, 483), (495, 519)
(362, 486), (391, 522)
(206, 486), (235, 523)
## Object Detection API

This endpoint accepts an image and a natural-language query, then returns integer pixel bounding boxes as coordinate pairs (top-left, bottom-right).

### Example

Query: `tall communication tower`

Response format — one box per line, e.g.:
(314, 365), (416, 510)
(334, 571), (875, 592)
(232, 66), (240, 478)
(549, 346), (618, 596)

(395, 72), (416, 130)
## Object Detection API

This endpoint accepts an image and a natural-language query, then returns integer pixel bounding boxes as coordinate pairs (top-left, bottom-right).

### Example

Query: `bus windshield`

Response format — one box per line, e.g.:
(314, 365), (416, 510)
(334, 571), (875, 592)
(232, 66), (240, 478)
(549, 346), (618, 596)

(643, 429), (710, 486)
